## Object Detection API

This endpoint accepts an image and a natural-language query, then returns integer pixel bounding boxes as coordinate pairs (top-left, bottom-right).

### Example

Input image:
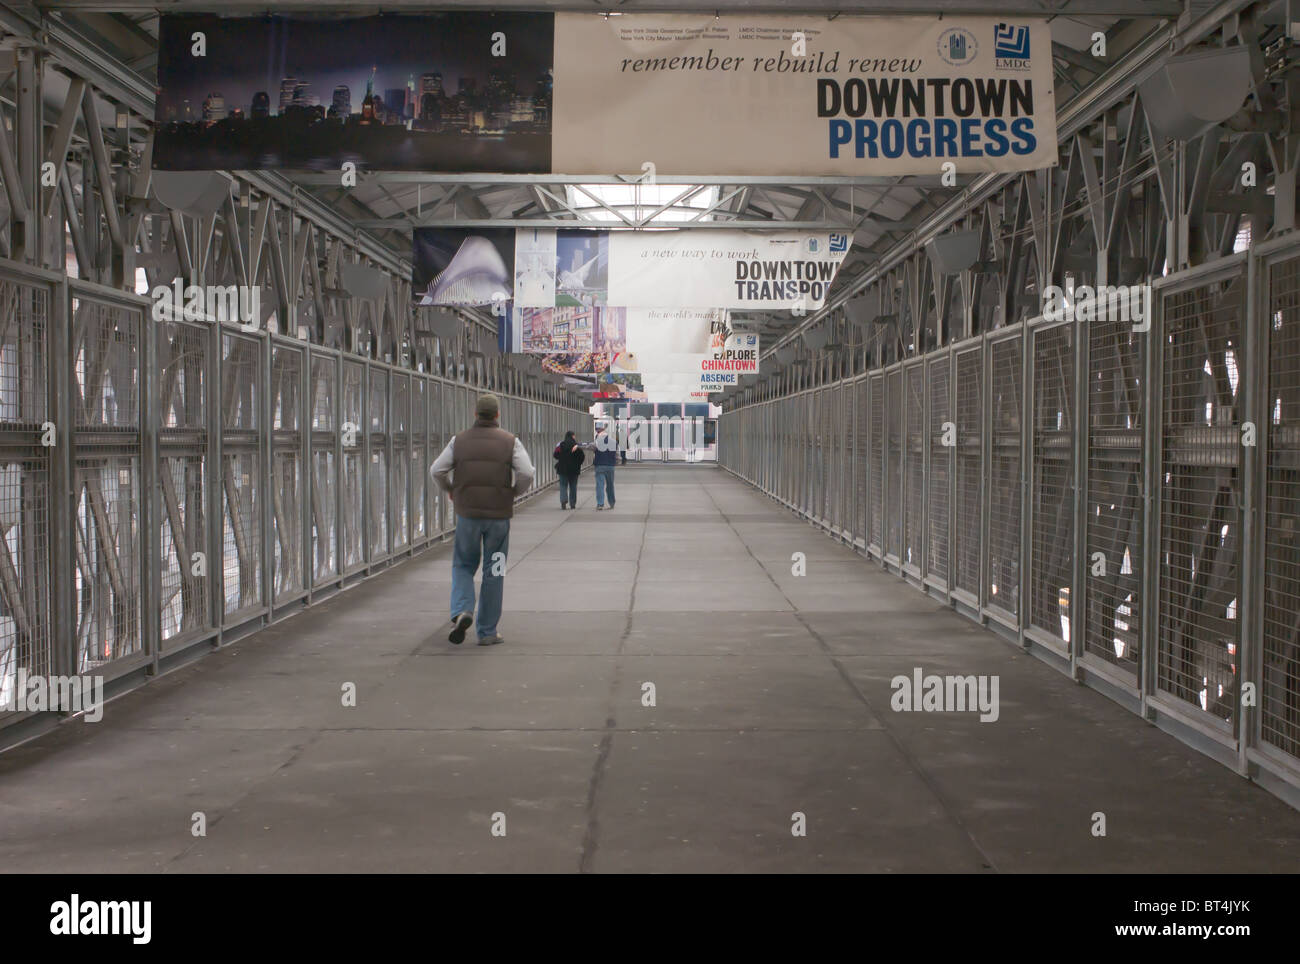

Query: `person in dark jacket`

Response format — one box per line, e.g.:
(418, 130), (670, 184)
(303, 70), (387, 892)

(554, 430), (584, 509)
(430, 393), (534, 646)
(588, 426), (618, 510)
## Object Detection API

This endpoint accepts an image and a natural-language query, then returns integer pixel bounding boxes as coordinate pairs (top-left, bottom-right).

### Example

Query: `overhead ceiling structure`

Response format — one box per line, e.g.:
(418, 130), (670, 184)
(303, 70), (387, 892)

(29, 0), (1170, 353)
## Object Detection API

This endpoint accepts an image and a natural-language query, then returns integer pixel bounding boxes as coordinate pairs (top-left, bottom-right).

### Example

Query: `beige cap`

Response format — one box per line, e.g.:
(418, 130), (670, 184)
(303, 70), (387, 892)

(476, 393), (500, 418)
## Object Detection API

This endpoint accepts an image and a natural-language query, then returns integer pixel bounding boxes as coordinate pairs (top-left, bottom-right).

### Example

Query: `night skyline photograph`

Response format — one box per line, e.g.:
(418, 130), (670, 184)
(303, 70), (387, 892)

(155, 13), (552, 172)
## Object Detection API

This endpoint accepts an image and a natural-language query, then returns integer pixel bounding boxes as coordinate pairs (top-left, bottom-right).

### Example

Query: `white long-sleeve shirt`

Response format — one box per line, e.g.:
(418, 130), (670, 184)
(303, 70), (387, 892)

(430, 434), (535, 497)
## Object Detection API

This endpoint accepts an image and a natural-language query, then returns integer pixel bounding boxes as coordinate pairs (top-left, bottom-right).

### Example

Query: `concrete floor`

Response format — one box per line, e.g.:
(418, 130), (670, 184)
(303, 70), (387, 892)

(2, 463), (1298, 873)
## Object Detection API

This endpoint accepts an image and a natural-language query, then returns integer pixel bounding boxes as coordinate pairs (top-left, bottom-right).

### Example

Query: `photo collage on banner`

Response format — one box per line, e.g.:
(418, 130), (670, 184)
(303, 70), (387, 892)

(491, 230), (810, 396)
(412, 231), (779, 398)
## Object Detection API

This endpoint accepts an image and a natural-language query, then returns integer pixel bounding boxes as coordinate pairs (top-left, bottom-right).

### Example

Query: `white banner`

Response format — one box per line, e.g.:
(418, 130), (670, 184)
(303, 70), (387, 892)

(624, 307), (721, 356)
(553, 14), (1056, 176)
(607, 230), (848, 310)
(514, 229), (847, 310)
(636, 353), (734, 391)
(634, 328), (758, 391)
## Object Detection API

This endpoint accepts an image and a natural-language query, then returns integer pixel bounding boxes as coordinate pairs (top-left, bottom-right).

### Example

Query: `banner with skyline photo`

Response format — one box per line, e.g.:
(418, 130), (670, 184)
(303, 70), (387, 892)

(154, 13), (552, 173)
(154, 13), (1054, 177)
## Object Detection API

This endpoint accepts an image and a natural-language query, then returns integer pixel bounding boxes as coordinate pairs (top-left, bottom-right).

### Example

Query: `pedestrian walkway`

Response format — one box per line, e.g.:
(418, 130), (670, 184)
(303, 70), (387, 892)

(1, 464), (1297, 872)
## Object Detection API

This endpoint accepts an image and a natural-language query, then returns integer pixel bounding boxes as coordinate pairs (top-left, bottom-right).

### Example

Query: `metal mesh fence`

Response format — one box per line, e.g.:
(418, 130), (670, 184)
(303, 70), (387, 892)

(75, 455), (140, 669)
(74, 296), (142, 666)
(1157, 277), (1244, 726)
(927, 354), (951, 588)
(392, 372), (410, 552)
(714, 243), (1300, 800)
(271, 343), (304, 602)
(0, 276), (51, 709)
(159, 454), (206, 641)
(1085, 314), (1144, 672)
(1030, 323), (1074, 642)
(412, 377), (427, 542)
(341, 360), (364, 572)
(369, 367), (390, 561)
(987, 334), (1023, 619)
(869, 374), (884, 550)
(833, 388), (846, 529)
(310, 351), (338, 586)
(0, 454), (51, 705)
(429, 380), (444, 534)
(221, 333), (262, 617)
(855, 380), (868, 543)
(159, 321), (205, 430)
(886, 369), (902, 557)
(1264, 253), (1300, 761)
(813, 392), (823, 519)
(904, 363), (925, 572)
(0, 279), (47, 429)
(0, 257), (592, 728)
(158, 319), (209, 644)
(954, 347), (983, 598)
(790, 394), (800, 517)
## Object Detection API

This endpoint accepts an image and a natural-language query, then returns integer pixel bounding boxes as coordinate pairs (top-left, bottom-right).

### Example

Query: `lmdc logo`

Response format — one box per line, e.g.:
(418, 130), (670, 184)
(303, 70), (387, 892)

(829, 233), (848, 253)
(994, 23), (1031, 69)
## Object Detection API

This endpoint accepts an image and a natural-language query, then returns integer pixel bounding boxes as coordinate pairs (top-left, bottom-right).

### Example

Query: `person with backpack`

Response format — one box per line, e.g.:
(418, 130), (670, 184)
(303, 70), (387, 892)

(554, 430), (584, 510)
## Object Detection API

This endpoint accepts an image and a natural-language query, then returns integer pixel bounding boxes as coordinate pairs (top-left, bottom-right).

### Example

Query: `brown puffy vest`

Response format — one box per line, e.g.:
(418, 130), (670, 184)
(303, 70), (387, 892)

(451, 419), (517, 519)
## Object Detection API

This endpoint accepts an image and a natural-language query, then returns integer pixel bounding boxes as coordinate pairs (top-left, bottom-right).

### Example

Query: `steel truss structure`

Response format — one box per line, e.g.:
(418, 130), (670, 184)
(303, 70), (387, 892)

(0, 9), (590, 743)
(721, 0), (1300, 806)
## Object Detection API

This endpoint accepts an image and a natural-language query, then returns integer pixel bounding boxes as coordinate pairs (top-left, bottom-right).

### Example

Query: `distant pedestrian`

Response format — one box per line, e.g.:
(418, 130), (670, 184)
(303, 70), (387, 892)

(589, 426), (617, 510)
(430, 393), (534, 646)
(553, 430), (584, 509)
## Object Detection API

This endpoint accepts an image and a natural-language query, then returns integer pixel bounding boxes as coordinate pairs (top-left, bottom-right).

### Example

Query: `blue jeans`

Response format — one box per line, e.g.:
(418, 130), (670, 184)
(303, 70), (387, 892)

(450, 515), (511, 639)
(559, 473), (578, 507)
(595, 465), (615, 507)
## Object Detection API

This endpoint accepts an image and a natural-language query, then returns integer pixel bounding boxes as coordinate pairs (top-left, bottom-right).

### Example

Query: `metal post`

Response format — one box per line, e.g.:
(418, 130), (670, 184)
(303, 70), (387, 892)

(50, 276), (73, 679)
(1072, 309), (1090, 674)
(15, 45), (40, 265)
(261, 333), (273, 621)
(920, 358), (930, 581)
(1019, 324), (1032, 646)
(1238, 246), (1263, 773)
(142, 289), (159, 670)
(208, 320), (223, 640)
(1140, 284), (1163, 718)
(300, 344), (312, 603)
(979, 336), (991, 616)
(361, 362), (370, 570)
(948, 348), (958, 602)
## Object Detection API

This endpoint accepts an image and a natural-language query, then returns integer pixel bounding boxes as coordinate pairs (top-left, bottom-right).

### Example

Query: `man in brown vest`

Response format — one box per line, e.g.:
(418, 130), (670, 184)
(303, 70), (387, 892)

(430, 393), (534, 645)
